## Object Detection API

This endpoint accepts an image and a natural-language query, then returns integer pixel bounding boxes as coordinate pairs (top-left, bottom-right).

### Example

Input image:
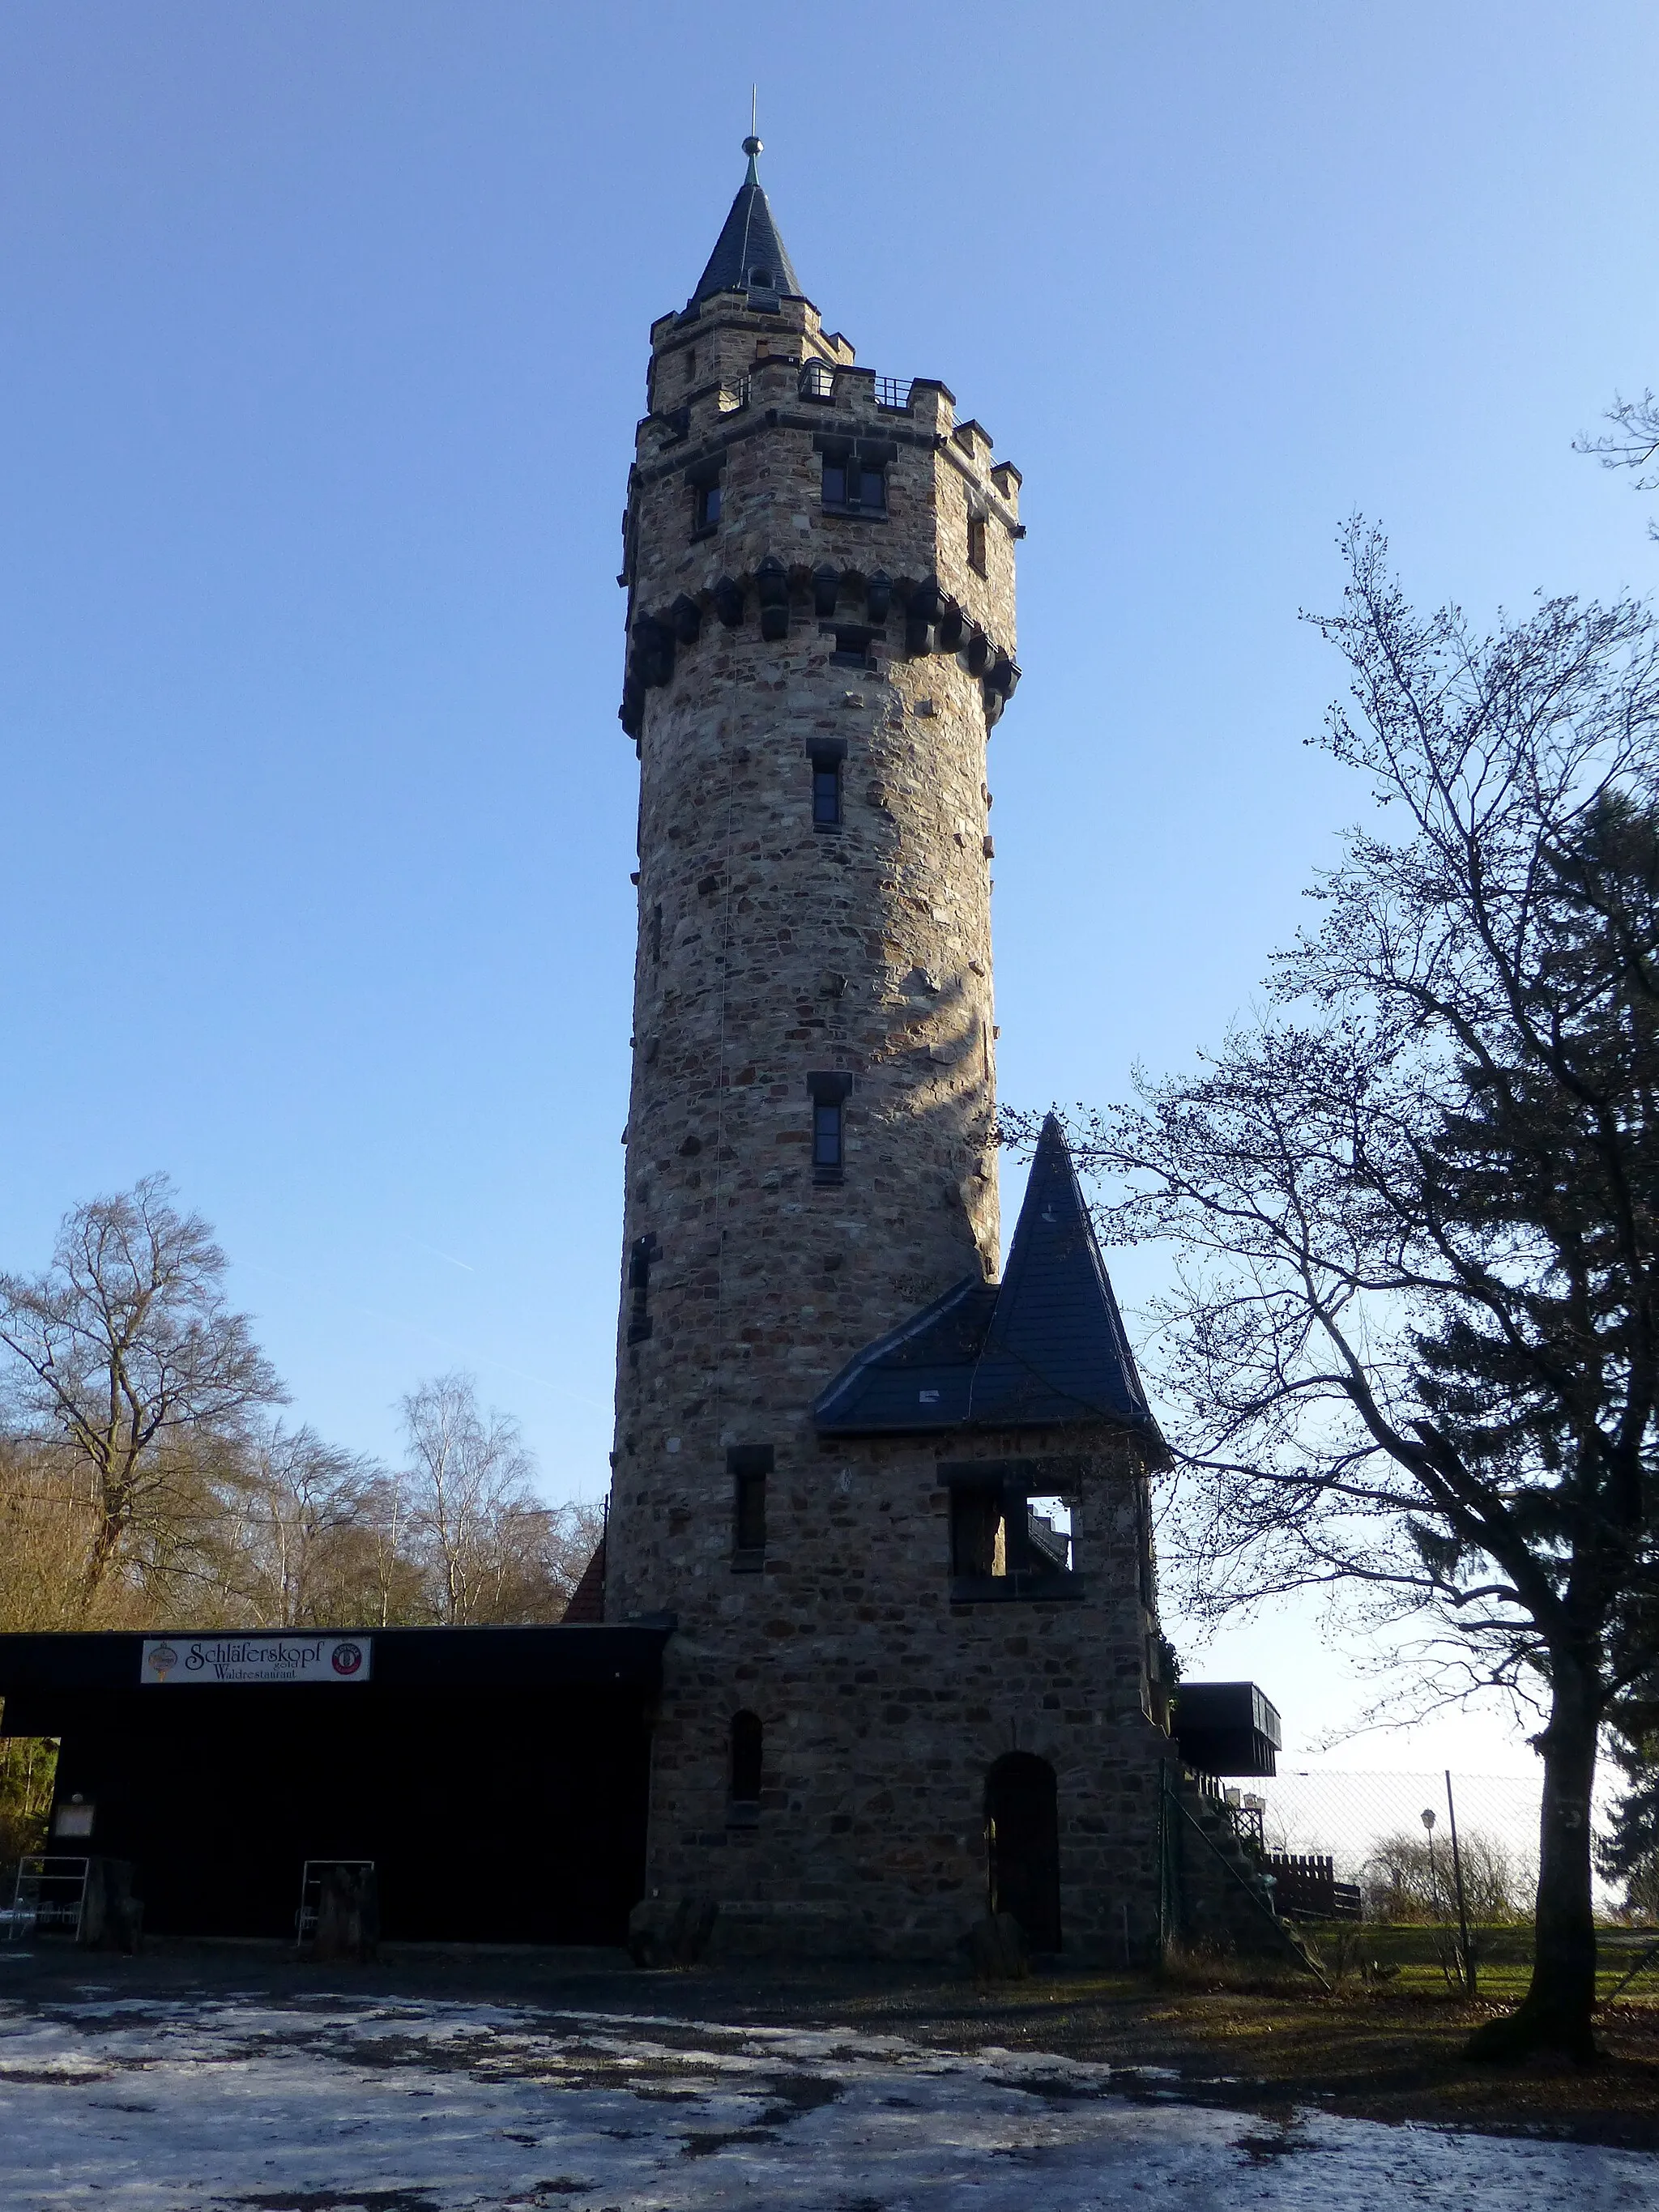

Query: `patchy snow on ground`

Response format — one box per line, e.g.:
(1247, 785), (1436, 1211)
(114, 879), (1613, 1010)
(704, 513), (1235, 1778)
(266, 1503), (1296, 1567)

(0, 1990), (1654, 2210)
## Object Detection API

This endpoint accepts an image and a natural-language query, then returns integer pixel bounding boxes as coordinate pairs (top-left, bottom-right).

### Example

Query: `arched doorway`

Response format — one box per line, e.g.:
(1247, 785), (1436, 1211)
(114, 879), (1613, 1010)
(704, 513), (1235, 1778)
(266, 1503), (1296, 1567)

(985, 1753), (1060, 1950)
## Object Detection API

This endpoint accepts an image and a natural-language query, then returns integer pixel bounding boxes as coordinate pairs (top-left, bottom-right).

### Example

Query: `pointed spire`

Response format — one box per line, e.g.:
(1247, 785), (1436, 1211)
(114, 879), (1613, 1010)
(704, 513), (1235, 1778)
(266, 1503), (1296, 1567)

(812, 1112), (1164, 1447)
(691, 134), (802, 306)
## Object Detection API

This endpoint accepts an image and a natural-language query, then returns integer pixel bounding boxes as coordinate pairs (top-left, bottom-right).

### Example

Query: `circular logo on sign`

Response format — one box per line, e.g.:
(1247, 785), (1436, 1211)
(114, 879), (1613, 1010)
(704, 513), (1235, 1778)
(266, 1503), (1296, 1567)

(331, 1642), (364, 1677)
(147, 1643), (178, 1678)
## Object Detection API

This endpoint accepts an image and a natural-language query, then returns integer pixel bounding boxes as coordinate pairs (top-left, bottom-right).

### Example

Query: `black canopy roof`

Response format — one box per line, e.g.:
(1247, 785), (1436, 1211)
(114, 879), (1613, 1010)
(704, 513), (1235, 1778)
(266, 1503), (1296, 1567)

(691, 137), (802, 305)
(813, 1115), (1164, 1445)
(0, 1624), (668, 1726)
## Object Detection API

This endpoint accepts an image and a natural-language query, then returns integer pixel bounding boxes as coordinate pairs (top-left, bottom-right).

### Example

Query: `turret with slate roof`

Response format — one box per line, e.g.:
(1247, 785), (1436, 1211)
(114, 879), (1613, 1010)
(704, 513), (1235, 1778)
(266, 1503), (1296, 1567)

(814, 1115), (1166, 1443)
(601, 137), (1174, 1969)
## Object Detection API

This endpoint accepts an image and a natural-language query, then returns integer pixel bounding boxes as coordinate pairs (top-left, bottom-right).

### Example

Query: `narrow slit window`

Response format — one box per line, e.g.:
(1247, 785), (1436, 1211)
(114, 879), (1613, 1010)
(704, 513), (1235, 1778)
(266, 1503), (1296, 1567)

(821, 457), (848, 506)
(730, 1710), (762, 1803)
(967, 512), (988, 573)
(730, 1444), (772, 1562)
(812, 756), (842, 829)
(626, 1232), (660, 1345)
(806, 1072), (853, 1184)
(813, 1100), (842, 1177)
(693, 480), (723, 533)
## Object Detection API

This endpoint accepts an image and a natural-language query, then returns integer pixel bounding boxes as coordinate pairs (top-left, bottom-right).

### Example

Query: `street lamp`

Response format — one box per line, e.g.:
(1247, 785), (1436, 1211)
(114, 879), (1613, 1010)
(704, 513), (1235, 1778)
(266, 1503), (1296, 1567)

(1420, 1807), (1443, 1919)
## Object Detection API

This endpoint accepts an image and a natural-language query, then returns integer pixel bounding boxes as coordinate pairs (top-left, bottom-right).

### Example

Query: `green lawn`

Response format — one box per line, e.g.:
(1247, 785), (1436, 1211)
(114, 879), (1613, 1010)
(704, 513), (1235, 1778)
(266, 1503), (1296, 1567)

(1292, 1919), (1659, 2004)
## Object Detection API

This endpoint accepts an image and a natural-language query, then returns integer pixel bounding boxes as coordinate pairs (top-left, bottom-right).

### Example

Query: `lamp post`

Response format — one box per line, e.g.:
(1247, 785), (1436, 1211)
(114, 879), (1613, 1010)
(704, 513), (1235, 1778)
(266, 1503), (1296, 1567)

(1421, 1806), (1444, 1920)
(1421, 1801), (1471, 1994)
(1444, 1771), (1476, 1999)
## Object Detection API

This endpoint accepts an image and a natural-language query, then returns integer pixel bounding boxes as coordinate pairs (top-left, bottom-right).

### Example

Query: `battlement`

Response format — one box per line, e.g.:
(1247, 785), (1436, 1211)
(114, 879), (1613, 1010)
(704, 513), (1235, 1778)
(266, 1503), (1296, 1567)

(620, 347), (1022, 751)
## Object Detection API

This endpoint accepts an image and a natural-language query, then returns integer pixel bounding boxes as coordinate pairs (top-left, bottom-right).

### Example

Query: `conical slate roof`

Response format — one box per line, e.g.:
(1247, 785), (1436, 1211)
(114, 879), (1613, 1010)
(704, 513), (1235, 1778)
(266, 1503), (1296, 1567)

(812, 1116), (1163, 1444)
(692, 137), (802, 304)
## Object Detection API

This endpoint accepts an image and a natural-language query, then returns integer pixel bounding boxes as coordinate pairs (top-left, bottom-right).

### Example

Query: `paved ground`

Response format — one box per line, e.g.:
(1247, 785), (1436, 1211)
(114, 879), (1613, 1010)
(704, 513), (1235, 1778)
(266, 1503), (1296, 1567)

(1, 1945), (1657, 2209)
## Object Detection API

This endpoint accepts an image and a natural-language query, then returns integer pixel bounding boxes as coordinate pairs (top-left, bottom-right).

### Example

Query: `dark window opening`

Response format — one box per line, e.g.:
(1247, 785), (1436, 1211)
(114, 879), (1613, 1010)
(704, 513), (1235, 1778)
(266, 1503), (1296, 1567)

(807, 1072), (853, 1183)
(945, 1464), (1080, 1600)
(626, 1232), (661, 1345)
(685, 347), (697, 381)
(813, 1102), (843, 1178)
(822, 455), (887, 515)
(693, 480), (723, 533)
(731, 1710), (763, 1802)
(812, 757), (842, 829)
(730, 1444), (771, 1565)
(749, 266), (772, 288)
(967, 512), (988, 573)
(650, 902), (663, 963)
(829, 625), (876, 670)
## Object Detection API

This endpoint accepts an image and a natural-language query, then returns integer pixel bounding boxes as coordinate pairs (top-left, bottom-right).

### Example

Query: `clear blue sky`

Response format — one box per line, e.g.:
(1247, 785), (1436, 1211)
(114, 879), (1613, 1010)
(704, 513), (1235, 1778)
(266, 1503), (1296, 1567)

(3, 3), (1655, 1762)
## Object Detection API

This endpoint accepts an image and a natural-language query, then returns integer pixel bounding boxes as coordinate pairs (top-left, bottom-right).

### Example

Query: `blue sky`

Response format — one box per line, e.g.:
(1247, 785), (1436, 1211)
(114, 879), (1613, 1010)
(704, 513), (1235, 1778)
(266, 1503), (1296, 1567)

(3, 2), (1656, 1763)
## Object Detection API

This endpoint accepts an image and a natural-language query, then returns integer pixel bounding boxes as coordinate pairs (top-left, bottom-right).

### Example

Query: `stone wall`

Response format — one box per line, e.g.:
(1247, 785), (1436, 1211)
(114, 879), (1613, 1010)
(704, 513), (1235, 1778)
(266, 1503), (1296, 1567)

(638, 1426), (1169, 1961)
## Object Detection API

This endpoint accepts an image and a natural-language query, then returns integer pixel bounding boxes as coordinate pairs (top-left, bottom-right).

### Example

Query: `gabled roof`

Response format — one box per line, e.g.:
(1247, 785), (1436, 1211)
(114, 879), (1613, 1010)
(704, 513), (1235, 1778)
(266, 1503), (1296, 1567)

(692, 137), (803, 305)
(813, 1115), (1164, 1447)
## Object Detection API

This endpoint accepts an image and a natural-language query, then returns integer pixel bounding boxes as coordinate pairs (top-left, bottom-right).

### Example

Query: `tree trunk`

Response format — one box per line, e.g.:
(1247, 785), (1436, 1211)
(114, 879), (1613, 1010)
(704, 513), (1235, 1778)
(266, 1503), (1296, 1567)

(77, 1509), (124, 1613)
(1467, 1652), (1601, 2064)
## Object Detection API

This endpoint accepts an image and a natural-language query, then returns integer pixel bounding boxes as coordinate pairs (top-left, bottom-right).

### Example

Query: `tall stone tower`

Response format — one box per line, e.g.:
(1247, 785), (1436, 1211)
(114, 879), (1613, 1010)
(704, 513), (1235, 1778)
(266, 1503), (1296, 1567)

(603, 140), (1171, 1961)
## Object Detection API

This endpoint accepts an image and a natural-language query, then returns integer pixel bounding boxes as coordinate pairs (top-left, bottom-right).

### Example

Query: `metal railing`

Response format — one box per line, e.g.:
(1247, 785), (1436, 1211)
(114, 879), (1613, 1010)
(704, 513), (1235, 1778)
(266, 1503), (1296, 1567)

(796, 363), (915, 411)
(719, 374), (752, 414)
(6, 1856), (89, 1941)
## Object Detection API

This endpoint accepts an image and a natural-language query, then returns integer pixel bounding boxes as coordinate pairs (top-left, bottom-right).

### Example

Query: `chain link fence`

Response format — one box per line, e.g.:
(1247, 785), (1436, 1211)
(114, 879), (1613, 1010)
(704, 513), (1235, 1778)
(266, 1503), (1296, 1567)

(1236, 1768), (1623, 1920)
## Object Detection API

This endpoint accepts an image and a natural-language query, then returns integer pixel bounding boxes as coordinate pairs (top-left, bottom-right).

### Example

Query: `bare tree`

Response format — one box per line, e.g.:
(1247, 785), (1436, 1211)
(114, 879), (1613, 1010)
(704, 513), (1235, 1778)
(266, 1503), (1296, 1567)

(399, 1372), (590, 1624)
(1363, 1830), (1529, 1925)
(1577, 389), (1659, 539)
(1034, 522), (1659, 2061)
(0, 1177), (284, 1609)
(224, 1421), (387, 1627)
(0, 1433), (103, 1630)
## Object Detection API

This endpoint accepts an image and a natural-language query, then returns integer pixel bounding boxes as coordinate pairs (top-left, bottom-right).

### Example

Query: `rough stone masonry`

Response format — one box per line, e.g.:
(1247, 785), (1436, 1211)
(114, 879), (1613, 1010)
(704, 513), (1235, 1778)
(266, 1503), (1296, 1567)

(601, 139), (1175, 1963)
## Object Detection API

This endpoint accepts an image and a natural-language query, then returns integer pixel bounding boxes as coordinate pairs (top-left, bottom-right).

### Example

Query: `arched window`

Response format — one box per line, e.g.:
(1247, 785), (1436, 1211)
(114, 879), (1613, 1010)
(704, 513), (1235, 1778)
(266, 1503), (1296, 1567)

(730, 1711), (763, 1803)
(749, 266), (773, 288)
(985, 1752), (1060, 1951)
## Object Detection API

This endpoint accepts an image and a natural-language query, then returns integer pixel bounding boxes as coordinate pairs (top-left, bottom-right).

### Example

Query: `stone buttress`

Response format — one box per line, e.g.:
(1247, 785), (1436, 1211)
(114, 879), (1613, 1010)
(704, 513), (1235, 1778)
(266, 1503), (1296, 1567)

(602, 140), (1174, 1961)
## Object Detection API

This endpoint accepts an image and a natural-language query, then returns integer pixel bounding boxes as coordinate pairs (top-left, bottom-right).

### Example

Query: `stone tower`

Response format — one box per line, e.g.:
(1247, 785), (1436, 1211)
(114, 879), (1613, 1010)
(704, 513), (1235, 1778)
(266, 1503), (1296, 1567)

(603, 140), (1171, 1961)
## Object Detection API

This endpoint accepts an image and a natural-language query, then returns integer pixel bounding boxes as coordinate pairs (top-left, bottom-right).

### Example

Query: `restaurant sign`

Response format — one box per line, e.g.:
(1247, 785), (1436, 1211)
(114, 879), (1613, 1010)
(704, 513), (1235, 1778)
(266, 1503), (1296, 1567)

(139, 1636), (372, 1686)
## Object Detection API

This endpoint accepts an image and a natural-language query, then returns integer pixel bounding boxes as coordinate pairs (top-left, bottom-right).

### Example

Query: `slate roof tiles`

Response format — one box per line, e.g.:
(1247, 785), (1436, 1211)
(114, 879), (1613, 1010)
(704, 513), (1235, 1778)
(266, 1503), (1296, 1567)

(813, 1115), (1164, 1450)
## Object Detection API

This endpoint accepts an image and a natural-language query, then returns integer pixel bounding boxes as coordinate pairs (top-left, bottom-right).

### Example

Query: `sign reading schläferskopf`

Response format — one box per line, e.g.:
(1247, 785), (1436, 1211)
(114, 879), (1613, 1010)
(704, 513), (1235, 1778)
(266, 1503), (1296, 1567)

(139, 1636), (372, 1686)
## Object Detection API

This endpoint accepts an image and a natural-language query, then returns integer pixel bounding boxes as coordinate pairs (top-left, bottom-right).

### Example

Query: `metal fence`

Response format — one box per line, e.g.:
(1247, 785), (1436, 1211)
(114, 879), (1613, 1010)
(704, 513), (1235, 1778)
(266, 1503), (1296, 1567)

(1239, 1768), (1622, 1917)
